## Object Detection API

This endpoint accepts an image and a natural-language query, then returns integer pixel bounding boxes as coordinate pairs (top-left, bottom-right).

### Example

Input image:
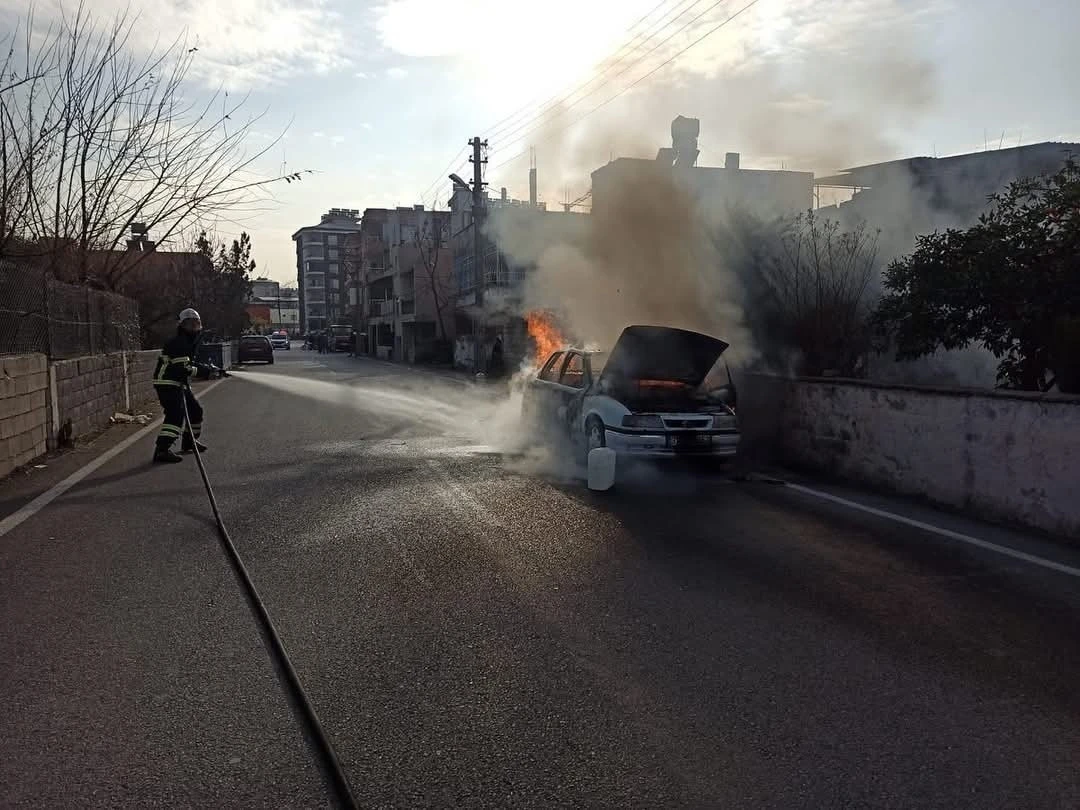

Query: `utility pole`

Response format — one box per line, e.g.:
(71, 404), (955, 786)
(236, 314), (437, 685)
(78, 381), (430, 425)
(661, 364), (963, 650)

(469, 136), (488, 373)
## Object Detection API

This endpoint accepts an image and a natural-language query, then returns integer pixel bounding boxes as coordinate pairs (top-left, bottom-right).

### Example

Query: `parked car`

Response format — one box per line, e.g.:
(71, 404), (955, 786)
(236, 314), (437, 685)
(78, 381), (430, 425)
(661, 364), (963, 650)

(522, 325), (739, 460)
(328, 324), (353, 352)
(269, 331), (290, 350)
(237, 335), (274, 365)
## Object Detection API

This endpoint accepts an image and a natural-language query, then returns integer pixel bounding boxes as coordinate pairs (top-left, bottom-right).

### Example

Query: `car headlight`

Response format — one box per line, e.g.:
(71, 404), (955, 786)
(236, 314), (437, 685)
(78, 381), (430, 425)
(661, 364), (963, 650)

(622, 414), (665, 429)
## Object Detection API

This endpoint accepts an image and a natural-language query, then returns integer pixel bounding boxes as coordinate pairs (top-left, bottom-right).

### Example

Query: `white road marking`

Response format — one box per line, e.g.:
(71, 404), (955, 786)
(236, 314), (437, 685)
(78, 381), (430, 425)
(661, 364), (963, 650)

(0, 379), (227, 538)
(785, 482), (1080, 579)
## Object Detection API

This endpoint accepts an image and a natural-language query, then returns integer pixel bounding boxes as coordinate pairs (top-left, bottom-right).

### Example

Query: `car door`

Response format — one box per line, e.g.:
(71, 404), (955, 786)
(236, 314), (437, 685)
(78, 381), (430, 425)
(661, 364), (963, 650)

(555, 352), (588, 433)
(525, 351), (568, 430)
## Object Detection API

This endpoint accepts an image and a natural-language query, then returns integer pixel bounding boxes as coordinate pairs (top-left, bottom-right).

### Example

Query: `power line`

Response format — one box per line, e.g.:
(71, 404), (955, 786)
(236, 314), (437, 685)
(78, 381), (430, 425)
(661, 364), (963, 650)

(489, 0), (761, 176)
(486, 0), (701, 143)
(492, 0), (734, 154)
(417, 146), (468, 208)
(411, 0), (684, 203)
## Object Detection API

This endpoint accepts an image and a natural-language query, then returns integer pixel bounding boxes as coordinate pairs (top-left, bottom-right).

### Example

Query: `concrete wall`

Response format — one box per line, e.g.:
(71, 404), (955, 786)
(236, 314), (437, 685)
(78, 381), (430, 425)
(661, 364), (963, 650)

(739, 373), (1080, 538)
(49, 349), (160, 447)
(0, 354), (49, 479)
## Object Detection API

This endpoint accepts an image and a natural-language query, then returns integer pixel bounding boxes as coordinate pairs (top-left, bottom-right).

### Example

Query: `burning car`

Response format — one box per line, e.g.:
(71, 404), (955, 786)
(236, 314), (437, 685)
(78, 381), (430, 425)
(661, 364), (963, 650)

(521, 325), (740, 460)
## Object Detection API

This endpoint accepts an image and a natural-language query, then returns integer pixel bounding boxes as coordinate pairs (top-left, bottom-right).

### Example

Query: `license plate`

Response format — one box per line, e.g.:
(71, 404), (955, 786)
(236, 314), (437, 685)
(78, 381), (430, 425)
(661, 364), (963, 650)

(670, 433), (707, 449)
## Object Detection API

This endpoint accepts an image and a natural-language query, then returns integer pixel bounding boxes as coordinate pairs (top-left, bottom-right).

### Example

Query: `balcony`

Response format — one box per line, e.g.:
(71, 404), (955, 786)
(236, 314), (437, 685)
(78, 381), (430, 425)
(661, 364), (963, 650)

(484, 266), (526, 286)
(370, 299), (394, 317)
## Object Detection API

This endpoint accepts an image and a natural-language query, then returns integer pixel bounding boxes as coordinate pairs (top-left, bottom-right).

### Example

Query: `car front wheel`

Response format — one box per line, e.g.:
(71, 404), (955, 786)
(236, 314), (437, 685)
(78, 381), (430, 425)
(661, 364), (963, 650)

(585, 417), (606, 452)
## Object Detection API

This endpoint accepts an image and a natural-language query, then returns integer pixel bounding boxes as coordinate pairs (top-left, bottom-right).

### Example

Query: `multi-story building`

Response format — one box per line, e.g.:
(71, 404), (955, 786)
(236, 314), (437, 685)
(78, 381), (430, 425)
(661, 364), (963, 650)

(246, 277), (300, 333)
(449, 185), (587, 370)
(814, 141), (1080, 261)
(353, 206), (456, 363)
(291, 208), (362, 333)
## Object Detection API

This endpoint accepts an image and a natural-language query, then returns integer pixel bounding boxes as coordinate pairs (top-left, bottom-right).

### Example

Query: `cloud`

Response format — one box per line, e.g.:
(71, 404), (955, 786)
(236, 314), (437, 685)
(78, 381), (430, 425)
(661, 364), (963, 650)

(361, 122), (374, 130)
(0, 0), (354, 90)
(387, 66), (409, 79)
(354, 71), (370, 79)
(312, 131), (325, 138)
(330, 134), (346, 144)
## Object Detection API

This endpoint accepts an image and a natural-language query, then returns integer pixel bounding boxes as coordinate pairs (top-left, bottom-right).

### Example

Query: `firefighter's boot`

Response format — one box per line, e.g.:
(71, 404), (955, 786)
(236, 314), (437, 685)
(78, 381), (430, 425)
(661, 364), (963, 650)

(181, 439), (208, 454)
(153, 447), (184, 464)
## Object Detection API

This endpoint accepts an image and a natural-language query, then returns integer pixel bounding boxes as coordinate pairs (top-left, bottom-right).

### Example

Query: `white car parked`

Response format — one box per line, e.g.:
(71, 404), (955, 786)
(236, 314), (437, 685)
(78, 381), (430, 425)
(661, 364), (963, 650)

(269, 332), (290, 350)
(522, 325), (740, 460)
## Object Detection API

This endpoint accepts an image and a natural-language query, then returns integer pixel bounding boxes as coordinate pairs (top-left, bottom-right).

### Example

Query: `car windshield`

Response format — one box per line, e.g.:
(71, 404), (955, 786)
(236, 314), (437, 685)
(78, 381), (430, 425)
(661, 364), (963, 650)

(589, 352), (608, 374)
(241, 336), (266, 343)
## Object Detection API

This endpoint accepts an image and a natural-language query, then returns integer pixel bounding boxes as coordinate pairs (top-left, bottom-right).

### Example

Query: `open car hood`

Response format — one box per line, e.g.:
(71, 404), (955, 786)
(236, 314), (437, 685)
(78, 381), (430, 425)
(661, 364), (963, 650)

(598, 325), (729, 388)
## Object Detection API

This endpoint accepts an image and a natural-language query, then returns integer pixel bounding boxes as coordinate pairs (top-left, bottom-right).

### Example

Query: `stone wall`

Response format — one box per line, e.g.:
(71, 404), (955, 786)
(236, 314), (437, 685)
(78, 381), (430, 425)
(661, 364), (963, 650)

(128, 349), (162, 411)
(49, 349), (161, 448)
(739, 373), (1080, 538)
(0, 354), (49, 479)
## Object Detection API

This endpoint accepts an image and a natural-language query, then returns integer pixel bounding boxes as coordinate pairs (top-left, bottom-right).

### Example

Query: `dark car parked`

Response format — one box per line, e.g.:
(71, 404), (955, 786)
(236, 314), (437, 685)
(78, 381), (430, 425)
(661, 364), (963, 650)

(236, 335), (274, 365)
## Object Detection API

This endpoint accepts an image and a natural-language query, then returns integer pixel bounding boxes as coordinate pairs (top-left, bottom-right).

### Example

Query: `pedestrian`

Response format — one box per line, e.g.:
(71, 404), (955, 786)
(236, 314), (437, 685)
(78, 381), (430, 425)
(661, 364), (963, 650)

(348, 329), (357, 357)
(489, 335), (505, 379)
(151, 308), (214, 464)
(318, 331), (328, 353)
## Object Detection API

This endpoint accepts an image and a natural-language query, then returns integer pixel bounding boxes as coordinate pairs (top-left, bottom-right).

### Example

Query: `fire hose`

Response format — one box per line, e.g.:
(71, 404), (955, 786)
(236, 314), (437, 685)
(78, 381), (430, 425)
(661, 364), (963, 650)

(181, 381), (359, 809)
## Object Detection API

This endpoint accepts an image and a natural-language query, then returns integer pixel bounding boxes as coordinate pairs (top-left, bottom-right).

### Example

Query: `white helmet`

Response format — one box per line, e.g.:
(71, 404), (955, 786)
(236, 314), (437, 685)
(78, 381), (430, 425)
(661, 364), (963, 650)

(178, 308), (201, 323)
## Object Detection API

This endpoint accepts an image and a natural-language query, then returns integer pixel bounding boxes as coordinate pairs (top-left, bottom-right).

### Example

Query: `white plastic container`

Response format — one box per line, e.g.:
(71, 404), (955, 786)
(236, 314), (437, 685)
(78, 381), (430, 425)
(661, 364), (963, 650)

(587, 447), (617, 491)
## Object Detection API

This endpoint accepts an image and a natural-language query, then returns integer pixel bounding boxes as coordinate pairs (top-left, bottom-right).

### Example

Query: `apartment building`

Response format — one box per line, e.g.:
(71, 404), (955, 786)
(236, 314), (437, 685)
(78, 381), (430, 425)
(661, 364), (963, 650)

(291, 208), (362, 333)
(448, 185), (587, 369)
(354, 206), (455, 363)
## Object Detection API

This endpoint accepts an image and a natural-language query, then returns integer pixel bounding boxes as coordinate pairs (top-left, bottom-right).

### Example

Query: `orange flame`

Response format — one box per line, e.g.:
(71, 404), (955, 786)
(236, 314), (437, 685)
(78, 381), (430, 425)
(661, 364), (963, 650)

(525, 310), (566, 368)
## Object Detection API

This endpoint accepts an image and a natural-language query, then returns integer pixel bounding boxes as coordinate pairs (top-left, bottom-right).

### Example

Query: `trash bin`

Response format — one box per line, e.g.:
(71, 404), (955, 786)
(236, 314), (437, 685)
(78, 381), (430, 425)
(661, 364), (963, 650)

(196, 341), (231, 371)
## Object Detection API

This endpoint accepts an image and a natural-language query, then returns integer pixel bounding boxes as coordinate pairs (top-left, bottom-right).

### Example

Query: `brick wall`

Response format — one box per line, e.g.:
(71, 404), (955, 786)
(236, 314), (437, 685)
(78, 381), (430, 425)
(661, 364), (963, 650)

(51, 354), (126, 443)
(0, 354), (49, 479)
(129, 349), (161, 410)
(49, 349), (162, 449)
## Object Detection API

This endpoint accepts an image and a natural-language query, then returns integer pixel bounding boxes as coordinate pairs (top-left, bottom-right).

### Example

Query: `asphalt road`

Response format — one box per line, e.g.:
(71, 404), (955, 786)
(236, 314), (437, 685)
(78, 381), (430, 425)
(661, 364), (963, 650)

(2, 347), (1079, 809)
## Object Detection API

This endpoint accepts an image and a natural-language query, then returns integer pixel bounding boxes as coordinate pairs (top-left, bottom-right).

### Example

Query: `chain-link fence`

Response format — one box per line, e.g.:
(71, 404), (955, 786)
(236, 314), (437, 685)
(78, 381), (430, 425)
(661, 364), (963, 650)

(0, 261), (141, 358)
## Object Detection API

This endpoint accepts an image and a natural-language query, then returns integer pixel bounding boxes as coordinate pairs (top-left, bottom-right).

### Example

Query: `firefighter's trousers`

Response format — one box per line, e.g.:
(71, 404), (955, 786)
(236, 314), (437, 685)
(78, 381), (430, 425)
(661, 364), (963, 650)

(155, 386), (203, 450)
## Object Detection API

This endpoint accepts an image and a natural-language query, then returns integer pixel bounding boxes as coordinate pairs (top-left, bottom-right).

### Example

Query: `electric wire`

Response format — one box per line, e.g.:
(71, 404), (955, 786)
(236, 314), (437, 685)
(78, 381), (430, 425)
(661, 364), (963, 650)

(489, 0), (760, 175)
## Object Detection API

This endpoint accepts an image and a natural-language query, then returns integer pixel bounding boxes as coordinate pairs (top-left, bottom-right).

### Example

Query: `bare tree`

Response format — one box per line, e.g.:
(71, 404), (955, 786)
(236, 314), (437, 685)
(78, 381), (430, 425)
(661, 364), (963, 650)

(413, 209), (454, 343)
(761, 211), (880, 376)
(0, 3), (309, 287)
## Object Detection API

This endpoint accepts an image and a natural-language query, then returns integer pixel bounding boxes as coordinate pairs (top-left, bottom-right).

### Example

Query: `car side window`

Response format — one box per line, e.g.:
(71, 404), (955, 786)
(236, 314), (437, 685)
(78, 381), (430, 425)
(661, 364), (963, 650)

(559, 353), (585, 388)
(539, 352), (565, 382)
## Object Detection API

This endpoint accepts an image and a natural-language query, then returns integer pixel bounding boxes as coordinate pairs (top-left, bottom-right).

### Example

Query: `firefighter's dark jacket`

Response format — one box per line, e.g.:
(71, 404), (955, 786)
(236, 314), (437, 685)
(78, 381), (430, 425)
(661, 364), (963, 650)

(152, 328), (213, 388)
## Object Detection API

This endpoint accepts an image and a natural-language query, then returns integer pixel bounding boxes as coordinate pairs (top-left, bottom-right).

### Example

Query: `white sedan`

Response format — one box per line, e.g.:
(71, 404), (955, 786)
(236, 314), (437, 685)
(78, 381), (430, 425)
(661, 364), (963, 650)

(522, 325), (740, 460)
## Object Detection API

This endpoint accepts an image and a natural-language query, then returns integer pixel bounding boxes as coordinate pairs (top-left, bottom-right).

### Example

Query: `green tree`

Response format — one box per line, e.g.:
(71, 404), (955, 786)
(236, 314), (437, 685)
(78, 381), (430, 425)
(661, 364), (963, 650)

(185, 229), (255, 338)
(874, 157), (1080, 391)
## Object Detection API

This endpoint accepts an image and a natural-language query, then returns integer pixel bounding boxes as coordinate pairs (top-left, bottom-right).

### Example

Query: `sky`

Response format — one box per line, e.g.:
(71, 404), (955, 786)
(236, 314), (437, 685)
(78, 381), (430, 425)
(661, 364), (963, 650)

(3, 0), (1078, 283)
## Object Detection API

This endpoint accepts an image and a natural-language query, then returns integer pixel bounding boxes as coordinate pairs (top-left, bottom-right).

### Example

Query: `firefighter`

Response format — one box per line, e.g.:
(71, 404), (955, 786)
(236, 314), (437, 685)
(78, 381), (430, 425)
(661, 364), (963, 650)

(151, 308), (214, 463)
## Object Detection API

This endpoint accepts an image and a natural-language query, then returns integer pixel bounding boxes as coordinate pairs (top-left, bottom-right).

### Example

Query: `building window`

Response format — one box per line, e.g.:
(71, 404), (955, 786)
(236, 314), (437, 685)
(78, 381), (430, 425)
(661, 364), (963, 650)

(328, 248), (339, 260)
(327, 234), (338, 246)
(329, 263), (339, 274)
